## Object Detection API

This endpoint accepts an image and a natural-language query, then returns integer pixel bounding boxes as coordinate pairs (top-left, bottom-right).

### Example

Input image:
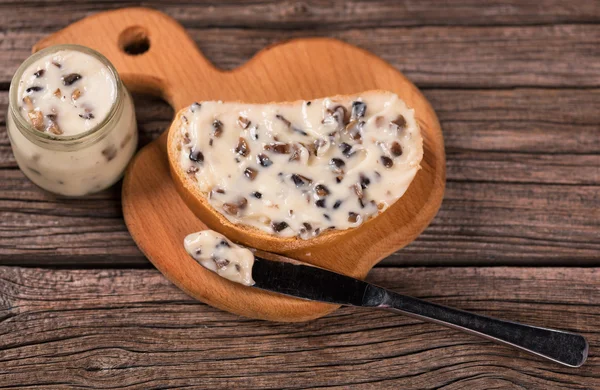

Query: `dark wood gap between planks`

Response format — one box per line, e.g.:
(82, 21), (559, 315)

(1, 0), (599, 30)
(6, 263), (600, 270)
(154, 21), (600, 31)
(443, 179), (600, 188)
(5, 21), (600, 33)
(5, 85), (600, 93)
(2, 25), (599, 88)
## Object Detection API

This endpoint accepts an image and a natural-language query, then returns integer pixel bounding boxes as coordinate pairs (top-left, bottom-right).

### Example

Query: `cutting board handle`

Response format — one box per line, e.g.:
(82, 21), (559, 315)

(33, 7), (217, 110)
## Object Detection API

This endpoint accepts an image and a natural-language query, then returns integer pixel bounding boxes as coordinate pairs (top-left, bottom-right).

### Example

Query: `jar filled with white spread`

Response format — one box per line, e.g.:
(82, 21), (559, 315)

(6, 44), (138, 196)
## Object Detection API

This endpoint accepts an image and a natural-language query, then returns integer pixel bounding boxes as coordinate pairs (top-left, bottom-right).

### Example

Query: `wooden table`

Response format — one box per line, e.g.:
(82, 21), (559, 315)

(1, 1), (598, 388)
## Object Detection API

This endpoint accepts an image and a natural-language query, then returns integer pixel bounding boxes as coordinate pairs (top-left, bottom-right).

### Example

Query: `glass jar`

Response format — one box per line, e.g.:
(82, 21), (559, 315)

(6, 44), (138, 197)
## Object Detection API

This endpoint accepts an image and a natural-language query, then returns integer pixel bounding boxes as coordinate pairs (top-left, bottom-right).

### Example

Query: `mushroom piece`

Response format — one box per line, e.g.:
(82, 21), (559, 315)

(390, 141), (403, 157)
(257, 153), (273, 167)
(62, 73), (82, 86)
(289, 143), (310, 164)
(391, 115), (407, 132)
(210, 188), (226, 198)
(26, 86), (43, 93)
(339, 142), (354, 158)
(47, 117), (63, 135)
(222, 197), (248, 217)
(271, 221), (289, 233)
(189, 149), (204, 163)
(359, 173), (370, 189)
(345, 120), (364, 141)
(235, 137), (250, 157)
(351, 101), (367, 119)
(314, 138), (331, 157)
(329, 158), (346, 174)
(22, 96), (34, 110)
(27, 111), (44, 131)
(79, 108), (95, 120)
(212, 257), (230, 269)
(212, 119), (224, 137)
(190, 102), (201, 113)
(322, 105), (349, 129)
(249, 125), (259, 140)
(291, 173), (312, 187)
(315, 184), (330, 197)
(352, 183), (364, 200)
(244, 167), (258, 181)
(275, 114), (291, 128)
(237, 116), (251, 129)
(71, 89), (82, 101)
(264, 142), (291, 154)
(380, 156), (394, 168)
(275, 114), (307, 136)
(101, 145), (118, 162)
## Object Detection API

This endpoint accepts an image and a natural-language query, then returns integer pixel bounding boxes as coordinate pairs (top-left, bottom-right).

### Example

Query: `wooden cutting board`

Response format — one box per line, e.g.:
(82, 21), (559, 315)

(33, 7), (445, 322)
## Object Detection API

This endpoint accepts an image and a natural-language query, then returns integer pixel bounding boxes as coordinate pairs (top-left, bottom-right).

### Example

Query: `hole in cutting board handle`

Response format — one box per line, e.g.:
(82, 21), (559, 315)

(119, 26), (150, 55)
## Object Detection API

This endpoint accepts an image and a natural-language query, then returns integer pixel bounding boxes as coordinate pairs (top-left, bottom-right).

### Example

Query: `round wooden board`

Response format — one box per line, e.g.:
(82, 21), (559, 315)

(34, 8), (446, 322)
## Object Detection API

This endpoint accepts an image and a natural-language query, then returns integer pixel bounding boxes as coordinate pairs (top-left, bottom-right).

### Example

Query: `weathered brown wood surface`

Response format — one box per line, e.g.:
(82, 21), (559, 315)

(0, 267), (598, 389)
(2, 89), (598, 266)
(0, 1), (598, 388)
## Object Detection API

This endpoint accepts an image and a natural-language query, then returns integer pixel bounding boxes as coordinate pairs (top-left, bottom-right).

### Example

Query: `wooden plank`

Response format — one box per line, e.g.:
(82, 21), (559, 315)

(1, 171), (597, 266)
(1, 24), (599, 88)
(387, 182), (600, 265)
(3, 89), (599, 168)
(1, 0), (598, 30)
(424, 88), (600, 155)
(0, 266), (597, 388)
(1, 91), (598, 266)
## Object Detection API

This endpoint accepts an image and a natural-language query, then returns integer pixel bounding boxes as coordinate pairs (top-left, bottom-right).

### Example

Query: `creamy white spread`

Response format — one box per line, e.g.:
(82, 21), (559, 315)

(178, 91), (423, 239)
(17, 50), (117, 136)
(7, 48), (138, 196)
(184, 230), (255, 286)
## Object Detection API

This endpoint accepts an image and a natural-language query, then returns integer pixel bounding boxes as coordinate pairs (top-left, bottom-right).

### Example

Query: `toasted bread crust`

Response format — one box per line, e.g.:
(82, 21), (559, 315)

(167, 91), (408, 252)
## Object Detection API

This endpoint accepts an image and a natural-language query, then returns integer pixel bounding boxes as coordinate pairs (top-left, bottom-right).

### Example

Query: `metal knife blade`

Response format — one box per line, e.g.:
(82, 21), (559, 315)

(252, 257), (371, 306)
(250, 256), (588, 368)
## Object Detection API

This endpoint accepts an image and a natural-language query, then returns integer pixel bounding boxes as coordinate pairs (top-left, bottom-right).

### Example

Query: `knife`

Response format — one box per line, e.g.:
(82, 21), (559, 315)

(248, 254), (588, 368)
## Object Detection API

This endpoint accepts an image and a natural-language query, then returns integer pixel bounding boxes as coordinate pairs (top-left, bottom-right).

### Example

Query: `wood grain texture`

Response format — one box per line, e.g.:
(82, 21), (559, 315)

(2, 25), (600, 88)
(1, 0), (599, 29)
(37, 8), (443, 322)
(24, 8), (445, 321)
(0, 266), (597, 389)
(0, 1), (598, 387)
(1, 89), (598, 266)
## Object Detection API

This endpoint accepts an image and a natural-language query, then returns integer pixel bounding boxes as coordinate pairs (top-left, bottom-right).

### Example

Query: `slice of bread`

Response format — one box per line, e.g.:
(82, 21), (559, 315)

(167, 91), (423, 253)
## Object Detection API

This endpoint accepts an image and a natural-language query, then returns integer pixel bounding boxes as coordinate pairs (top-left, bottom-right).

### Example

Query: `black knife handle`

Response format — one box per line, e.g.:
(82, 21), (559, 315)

(363, 285), (588, 367)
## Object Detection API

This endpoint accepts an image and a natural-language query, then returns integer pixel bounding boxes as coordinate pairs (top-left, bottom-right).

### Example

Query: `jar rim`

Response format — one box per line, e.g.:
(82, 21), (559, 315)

(8, 44), (123, 145)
